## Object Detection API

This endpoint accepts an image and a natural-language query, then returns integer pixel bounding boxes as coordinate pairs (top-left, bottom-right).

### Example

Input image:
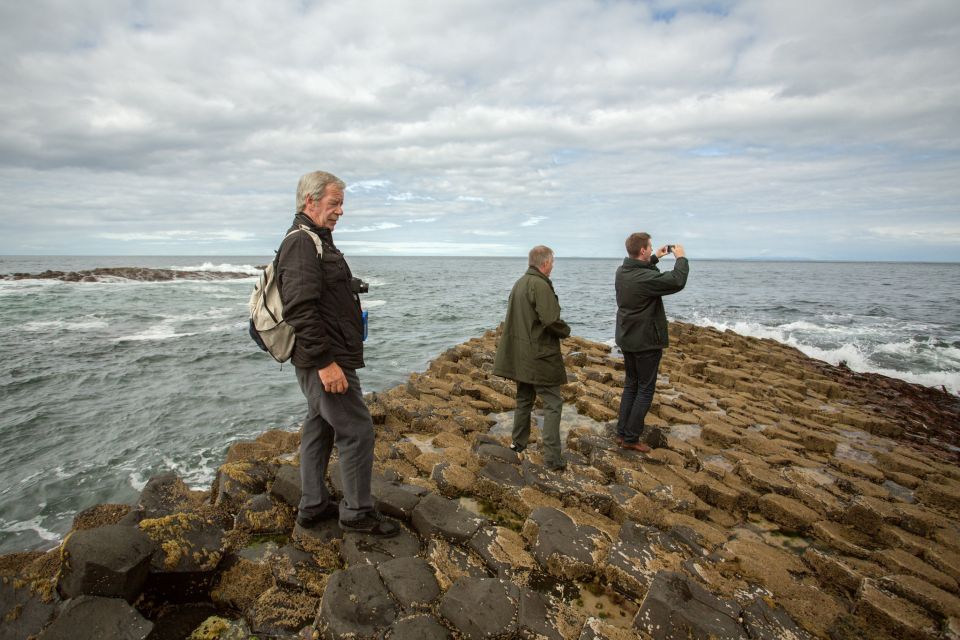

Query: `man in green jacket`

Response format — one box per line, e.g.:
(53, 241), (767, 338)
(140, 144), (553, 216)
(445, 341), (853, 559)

(493, 245), (572, 471)
(615, 232), (689, 452)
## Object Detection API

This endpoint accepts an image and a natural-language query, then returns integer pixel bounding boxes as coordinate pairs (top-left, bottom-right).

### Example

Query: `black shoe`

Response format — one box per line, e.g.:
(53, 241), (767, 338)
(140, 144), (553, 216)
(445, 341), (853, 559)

(296, 501), (339, 528)
(509, 443), (525, 453)
(546, 462), (567, 472)
(340, 511), (400, 537)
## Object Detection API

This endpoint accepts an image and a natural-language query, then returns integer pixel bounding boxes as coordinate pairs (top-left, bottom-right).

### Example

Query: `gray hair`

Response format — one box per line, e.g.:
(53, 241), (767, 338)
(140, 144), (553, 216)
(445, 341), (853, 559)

(296, 171), (346, 213)
(528, 245), (554, 269)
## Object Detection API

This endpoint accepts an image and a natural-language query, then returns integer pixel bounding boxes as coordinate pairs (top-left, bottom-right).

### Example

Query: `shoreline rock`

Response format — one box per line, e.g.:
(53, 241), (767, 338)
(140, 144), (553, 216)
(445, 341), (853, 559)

(2, 321), (958, 639)
(0, 267), (257, 282)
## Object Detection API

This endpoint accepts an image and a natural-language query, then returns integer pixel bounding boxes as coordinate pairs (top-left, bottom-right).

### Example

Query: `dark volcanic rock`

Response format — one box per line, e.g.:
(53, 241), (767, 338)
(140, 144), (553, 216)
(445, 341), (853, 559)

(340, 525), (421, 567)
(742, 597), (815, 640)
(143, 603), (218, 640)
(234, 493), (294, 534)
(38, 595), (153, 640)
(517, 587), (565, 640)
(438, 577), (520, 639)
(58, 524), (155, 602)
(633, 571), (743, 640)
(248, 585), (320, 637)
(475, 443), (521, 465)
(0, 578), (59, 640)
(382, 615), (452, 640)
(269, 464), (302, 508)
(372, 480), (423, 519)
(3, 267), (254, 283)
(411, 493), (486, 543)
(524, 507), (608, 579)
(377, 557), (440, 610)
(138, 473), (197, 519)
(318, 565), (397, 639)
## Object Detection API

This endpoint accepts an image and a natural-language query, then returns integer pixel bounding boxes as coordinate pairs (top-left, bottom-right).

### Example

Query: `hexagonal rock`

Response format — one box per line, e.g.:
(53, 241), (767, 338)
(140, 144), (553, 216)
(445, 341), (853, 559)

(742, 598), (815, 640)
(432, 462), (477, 498)
(248, 585), (320, 637)
(427, 538), (492, 589)
(383, 615), (453, 640)
(521, 461), (586, 501)
(633, 571), (743, 640)
(412, 493), (486, 544)
(372, 480), (423, 520)
(439, 577), (519, 638)
(516, 587), (566, 640)
(235, 493), (294, 534)
(37, 595), (153, 640)
(475, 443), (521, 465)
(0, 577), (59, 640)
(318, 565), (397, 639)
(58, 524), (155, 602)
(215, 460), (277, 509)
(854, 578), (940, 640)
(138, 512), (225, 573)
(267, 544), (328, 594)
(138, 473), (199, 519)
(269, 464), (301, 508)
(523, 507), (609, 580)
(469, 525), (537, 578)
(758, 493), (821, 533)
(340, 525), (422, 567)
(603, 520), (688, 598)
(377, 557), (440, 610)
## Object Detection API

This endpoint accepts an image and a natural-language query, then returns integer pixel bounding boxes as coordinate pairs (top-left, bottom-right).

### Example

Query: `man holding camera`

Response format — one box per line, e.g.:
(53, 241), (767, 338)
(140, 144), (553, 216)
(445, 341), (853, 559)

(277, 170), (397, 537)
(615, 233), (689, 452)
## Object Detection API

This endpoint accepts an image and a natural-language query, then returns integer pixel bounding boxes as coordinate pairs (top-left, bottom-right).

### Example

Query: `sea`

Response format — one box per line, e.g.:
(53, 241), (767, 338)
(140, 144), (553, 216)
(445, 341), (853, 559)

(1, 255), (958, 554)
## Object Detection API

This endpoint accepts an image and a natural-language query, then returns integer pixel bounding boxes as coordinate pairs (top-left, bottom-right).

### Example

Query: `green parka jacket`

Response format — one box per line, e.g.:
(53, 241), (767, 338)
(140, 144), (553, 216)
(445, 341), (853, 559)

(615, 255), (689, 352)
(493, 268), (571, 386)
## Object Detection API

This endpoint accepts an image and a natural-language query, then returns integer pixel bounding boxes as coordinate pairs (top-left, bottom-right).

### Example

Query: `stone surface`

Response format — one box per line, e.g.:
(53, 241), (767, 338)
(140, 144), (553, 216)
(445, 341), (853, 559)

(318, 565), (397, 639)
(439, 577), (519, 639)
(469, 525), (537, 578)
(372, 481), (423, 519)
(412, 493), (485, 543)
(138, 512), (225, 573)
(138, 473), (201, 519)
(58, 524), (155, 602)
(382, 615), (452, 640)
(37, 595), (153, 640)
(855, 578), (940, 640)
(742, 597), (815, 640)
(758, 493), (821, 533)
(523, 507), (608, 580)
(633, 571), (743, 640)
(377, 557), (440, 609)
(0, 578), (59, 640)
(269, 463), (302, 507)
(340, 525), (422, 567)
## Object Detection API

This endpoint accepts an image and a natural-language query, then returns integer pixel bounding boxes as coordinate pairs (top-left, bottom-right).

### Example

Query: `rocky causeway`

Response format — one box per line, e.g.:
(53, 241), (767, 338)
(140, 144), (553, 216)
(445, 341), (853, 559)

(2, 321), (959, 639)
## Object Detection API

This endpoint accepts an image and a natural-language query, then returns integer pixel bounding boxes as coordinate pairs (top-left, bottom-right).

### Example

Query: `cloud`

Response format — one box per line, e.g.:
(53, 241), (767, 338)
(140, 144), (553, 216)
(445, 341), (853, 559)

(464, 229), (511, 236)
(96, 230), (256, 243)
(0, 0), (958, 259)
(520, 216), (548, 227)
(335, 222), (401, 233)
(335, 240), (518, 255)
(406, 218), (436, 223)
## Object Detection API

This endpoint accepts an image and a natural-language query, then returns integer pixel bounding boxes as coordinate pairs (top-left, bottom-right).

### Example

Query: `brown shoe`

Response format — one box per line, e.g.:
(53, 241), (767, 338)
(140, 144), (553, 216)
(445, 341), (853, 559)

(620, 441), (651, 453)
(615, 436), (625, 446)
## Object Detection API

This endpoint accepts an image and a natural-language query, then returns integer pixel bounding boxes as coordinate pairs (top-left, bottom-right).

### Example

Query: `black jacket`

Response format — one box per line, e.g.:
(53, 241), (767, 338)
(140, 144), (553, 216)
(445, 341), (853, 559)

(615, 255), (689, 352)
(277, 213), (364, 370)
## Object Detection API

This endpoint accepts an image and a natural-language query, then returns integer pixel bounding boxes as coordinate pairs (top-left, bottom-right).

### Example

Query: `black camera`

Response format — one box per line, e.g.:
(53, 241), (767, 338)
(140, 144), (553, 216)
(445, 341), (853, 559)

(351, 277), (369, 294)
(666, 245), (674, 254)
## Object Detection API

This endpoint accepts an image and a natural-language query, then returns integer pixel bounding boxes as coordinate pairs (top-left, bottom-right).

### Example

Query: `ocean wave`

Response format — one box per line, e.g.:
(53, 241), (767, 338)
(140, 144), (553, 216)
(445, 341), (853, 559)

(362, 300), (387, 309)
(23, 318), (109, 332)
(688, 316), (960, 394)
(168, 262), (262, 275)
(0, 515), (61, 542)
(113, 323), (197, 342)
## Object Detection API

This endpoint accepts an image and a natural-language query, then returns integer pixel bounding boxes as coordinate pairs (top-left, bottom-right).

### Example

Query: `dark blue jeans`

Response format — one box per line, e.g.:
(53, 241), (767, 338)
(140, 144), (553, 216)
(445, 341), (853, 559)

(617, 349), (663, 444)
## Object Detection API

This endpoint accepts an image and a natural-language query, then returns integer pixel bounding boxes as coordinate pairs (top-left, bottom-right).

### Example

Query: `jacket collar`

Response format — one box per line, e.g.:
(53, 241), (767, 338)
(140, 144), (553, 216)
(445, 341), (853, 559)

(294, 212), (334, 243)
(525, 266), (553, 285)
(622, 255), (659, 269)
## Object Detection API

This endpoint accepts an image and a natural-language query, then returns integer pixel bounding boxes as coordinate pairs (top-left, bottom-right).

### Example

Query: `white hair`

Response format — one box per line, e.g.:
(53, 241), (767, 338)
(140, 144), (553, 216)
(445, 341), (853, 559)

(296, 171), (345, 212)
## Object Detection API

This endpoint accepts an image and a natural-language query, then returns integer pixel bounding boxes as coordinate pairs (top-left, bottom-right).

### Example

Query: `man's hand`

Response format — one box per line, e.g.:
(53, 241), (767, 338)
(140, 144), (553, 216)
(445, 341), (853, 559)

(655, 245), (670, 258)
(672, 244), (686, 259)
(318, 362), (348, 394)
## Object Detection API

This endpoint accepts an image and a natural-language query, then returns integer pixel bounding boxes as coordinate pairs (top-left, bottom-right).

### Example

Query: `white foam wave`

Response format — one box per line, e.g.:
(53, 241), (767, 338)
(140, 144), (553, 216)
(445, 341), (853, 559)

(168, 262), (262, 275)
(128, 471), (149, 492)
(114, 323), (197, 342)
(0, 515), (61, 542)
(24, 318), (108, 332)
(362, 300), (387, 309)
(689, 316), (960, 395)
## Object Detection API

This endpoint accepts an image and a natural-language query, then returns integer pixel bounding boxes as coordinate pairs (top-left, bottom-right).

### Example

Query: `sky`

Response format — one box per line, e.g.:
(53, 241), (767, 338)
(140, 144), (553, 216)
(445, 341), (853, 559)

(1, 0), (959, 260)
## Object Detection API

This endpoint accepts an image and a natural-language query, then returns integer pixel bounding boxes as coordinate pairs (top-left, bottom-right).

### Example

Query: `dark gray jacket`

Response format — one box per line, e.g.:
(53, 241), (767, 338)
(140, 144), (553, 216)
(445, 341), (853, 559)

(277, 213), (364, 370)
(615, 255), (689, 352)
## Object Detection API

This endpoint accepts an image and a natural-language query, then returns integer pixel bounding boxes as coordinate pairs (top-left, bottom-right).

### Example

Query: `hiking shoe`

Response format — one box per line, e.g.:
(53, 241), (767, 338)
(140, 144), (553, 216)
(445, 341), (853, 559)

(546, 462), (567, 472)
(509, 443), (525, 454)
(296, 501), (340, 528)
(615, 435), (625, 447)
(620, 441), (651, 453)
(340, 511), (400, 537)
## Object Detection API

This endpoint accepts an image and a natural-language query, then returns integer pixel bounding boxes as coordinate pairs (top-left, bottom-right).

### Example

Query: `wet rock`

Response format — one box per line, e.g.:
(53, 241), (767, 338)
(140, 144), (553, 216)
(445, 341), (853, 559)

(138, 473), (203, 519)
(0, 577), (59, 640)
(57, 524), (155, 602)
(318, 565), (397, 639)
(269, 464), (302, 508)
(521, 461), (586, 501)
(633, 571), (743, 640)
(382, 614), (452, 640)
(38, 595), (153, 640)
(523, 507), (609, 580)
(758, 493), (821, 533)
(248, 585), (319, 637)
(742, 597), (815, 640)
(475, 461), (525, 501)
(377, 557), (440, 610)
(215, 461), (277, 509)
(438, 577), (519, 638)
(293, 517), (343, 546)
(412, 493), (486, 543)
(854, 578), (940, 640)
(235, 493), (295, 534)
(431, 462), (477, 498)
(71, 503), (134, 531)
(372, 480), (424, 520)
(469, 526), (537, 578)
(139, 512), (224, 573)
(341, 525), (421, 567)
(603, 520), (685, 598)
(427, 538), (491, 590)
(475, 443), (521, 465)
(577, 617), (635, 640)
(267, 544), (328, 595)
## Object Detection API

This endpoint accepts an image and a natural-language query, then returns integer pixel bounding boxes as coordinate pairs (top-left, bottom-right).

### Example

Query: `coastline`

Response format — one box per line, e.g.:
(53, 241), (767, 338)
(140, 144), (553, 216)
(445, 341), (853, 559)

(1, 321), (959, 639)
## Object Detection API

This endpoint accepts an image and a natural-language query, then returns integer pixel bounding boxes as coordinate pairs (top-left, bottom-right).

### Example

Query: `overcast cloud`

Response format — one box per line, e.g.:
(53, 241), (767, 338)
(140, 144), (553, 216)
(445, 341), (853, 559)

(1, 0), (958, 259)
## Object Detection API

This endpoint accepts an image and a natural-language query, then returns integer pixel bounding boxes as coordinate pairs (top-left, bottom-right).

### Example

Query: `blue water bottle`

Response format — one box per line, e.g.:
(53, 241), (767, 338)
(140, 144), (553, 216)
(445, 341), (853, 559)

(362, 310), (368, 341)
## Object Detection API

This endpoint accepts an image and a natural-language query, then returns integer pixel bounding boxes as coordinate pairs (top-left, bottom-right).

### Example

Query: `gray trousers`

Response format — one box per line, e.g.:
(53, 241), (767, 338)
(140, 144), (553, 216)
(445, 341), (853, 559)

(295, 366), (374, 521)
(513, 382), (563, 467)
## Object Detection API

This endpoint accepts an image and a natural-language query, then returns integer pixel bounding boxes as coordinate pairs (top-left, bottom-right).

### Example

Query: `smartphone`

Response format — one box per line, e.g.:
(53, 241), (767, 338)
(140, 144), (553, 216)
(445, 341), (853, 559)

(666, 245), (674, 254)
